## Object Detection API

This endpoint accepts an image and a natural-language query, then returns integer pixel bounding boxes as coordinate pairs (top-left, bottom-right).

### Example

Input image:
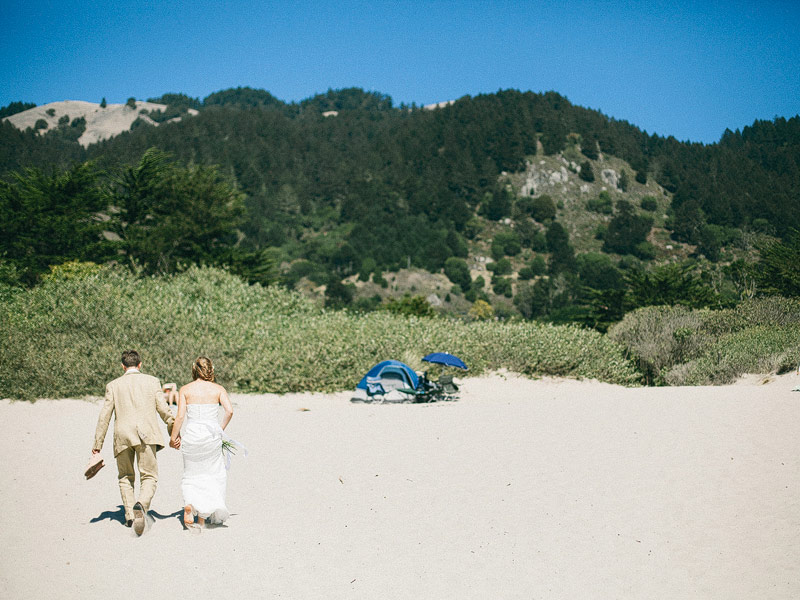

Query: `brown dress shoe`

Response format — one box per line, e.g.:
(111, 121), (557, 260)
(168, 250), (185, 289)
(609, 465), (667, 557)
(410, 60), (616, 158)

(132, 502), (145, 536)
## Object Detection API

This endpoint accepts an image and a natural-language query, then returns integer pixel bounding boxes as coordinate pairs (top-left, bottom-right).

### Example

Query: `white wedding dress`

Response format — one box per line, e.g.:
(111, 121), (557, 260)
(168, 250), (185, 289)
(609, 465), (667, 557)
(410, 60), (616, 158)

(181, 403), (229, 524)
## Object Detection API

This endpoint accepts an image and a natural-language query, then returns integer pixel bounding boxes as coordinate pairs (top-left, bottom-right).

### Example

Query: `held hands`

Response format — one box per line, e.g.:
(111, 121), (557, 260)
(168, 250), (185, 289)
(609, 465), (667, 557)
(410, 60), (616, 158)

(170, 435), (181, 449)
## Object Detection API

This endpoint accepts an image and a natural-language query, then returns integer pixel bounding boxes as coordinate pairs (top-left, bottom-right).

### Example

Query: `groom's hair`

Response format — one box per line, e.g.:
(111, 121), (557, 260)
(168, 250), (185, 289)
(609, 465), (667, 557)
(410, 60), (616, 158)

(121, 350), (141, 368)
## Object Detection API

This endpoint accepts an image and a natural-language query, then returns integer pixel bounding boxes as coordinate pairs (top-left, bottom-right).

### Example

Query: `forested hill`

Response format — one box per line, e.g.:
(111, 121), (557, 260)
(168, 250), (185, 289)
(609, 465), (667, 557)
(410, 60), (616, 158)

(2, 87), (799, 325)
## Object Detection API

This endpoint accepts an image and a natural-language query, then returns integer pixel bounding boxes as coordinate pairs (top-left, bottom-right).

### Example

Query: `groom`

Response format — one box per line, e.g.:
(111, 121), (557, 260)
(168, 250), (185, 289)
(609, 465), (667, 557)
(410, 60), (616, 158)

(92, 350), (176, 535)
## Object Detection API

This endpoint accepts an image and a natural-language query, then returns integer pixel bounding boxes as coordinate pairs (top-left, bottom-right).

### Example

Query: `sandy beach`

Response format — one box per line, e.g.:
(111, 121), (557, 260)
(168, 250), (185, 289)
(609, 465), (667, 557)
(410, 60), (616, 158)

(1, 373), (798, 599)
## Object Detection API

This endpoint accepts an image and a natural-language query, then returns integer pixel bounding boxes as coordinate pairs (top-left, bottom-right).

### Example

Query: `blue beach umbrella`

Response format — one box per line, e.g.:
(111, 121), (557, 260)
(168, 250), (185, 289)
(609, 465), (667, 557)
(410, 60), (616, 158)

(422, 352), (468, 370)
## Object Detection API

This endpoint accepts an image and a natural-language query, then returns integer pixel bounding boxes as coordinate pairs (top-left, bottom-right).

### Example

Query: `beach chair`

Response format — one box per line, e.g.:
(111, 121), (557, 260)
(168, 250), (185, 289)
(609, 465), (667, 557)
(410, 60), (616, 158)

(437, 374), (459, 399)
(365, 376), (387, 403)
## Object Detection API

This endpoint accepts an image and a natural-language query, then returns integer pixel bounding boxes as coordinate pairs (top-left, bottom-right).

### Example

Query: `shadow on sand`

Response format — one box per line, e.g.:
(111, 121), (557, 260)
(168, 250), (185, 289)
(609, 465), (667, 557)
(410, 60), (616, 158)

(91, 505), (183, 525)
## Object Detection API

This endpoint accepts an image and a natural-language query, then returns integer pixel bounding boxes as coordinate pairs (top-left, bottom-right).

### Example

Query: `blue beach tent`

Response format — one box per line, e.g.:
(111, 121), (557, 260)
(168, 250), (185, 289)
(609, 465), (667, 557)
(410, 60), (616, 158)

(352, 360), (420, 402)
(355, 360), (419, 391)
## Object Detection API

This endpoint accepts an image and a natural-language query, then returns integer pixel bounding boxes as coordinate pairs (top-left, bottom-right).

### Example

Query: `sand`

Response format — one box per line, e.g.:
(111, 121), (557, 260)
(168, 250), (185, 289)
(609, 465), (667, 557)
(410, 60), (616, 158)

(1, 373), (798, 599)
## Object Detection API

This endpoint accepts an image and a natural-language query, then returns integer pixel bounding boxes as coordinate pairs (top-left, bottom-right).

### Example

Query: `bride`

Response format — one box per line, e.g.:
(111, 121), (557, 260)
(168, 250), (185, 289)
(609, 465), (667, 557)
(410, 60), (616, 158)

(170, 356), (234, 531)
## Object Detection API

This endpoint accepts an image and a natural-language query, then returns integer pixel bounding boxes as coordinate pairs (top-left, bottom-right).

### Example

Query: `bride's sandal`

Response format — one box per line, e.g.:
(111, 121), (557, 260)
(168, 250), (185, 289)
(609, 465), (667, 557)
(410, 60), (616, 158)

(183, 505), (200, 533)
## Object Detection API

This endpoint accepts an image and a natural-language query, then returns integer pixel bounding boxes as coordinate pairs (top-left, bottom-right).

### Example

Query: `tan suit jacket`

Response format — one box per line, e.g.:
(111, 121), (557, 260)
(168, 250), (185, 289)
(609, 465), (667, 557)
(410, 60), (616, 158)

(94, 370), (175, 457)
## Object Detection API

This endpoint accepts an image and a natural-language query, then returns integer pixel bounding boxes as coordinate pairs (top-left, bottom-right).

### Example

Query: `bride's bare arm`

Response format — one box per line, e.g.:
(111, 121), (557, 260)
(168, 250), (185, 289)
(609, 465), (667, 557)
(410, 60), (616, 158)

(170, 388), (187, 448)
(219, 387), (233, 430)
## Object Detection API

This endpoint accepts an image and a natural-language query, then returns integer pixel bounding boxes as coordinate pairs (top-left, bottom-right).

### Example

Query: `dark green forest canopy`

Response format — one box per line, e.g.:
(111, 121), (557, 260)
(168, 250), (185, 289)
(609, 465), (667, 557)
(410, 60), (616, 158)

(2, 88), (799, 316)
(4, 88), (798, 239)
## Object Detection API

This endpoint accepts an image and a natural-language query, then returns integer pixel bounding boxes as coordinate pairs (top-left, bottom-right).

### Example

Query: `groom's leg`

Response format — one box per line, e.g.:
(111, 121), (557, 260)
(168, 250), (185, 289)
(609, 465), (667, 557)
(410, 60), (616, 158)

(116, 448), (136, 521)
(136, 444), (159, 511)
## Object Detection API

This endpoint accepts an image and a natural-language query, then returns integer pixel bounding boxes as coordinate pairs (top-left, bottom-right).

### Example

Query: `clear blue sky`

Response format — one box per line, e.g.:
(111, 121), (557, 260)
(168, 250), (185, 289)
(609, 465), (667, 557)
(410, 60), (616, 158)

(2, 0), (798, 143)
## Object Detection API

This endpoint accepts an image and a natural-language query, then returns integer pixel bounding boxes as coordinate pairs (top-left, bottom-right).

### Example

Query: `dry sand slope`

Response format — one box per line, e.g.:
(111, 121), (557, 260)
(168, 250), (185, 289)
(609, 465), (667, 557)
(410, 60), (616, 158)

(1, 374), (798, 599)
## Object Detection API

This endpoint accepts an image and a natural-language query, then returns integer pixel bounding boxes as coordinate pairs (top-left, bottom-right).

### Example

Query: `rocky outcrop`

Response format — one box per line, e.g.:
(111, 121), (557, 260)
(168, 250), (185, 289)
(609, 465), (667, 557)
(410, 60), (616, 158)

(519, 159), (575, 196)
(601, 169), (619, 188)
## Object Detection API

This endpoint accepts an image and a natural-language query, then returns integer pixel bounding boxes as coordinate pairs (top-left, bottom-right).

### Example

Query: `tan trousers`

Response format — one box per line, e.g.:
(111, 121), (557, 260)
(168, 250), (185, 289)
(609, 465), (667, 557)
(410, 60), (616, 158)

(116, 444), (158, 521)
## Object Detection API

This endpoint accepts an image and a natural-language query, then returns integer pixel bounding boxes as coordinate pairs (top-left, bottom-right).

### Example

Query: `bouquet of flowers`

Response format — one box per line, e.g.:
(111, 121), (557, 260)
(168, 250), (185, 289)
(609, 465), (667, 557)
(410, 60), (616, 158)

(221, 437), (247, 469)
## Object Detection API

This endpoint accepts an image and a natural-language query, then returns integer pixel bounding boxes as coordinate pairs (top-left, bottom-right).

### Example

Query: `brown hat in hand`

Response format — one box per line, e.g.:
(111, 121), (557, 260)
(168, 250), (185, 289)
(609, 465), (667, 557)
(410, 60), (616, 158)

(84, 453), (105, 479)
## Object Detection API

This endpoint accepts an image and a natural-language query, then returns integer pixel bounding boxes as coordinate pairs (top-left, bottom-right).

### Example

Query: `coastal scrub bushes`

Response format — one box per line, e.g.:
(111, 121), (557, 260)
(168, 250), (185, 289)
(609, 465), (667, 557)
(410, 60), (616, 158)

(609, 297), (800, 385)
(0, 266), (640, 400)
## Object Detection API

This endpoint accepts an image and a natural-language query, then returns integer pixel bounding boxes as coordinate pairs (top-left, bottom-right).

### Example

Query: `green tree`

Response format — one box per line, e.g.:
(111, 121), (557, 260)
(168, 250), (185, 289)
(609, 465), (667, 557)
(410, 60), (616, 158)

(0, 163), (113, 283)
(640, 196), (658, 211)
(697, 224), (725, 261)
(126, 97), (137, 109)
(491, 231), (521, 259)
(324, 274), (354, 309)
(490, 258), (512, 275)
(492, 276), (512, 297)
(0, 101), (36, 119)
(100, 97), (107, 108)
(618, 169), (630, 192)
(603, 200), (653, 255)
(625, 263), (716, 309)
(581, 135), (599, 160)
(219, 247), (280, 286)
(579, 160), (594, 182)
(113, 148), (244, 273)
(530, 195), (556, 222)
(579, 288), (627, 332)
(358, 256), (377, 281)
(546, 221), (575, 274)
(757, 230), (800, 296)
(577, 253), (624, 290)
(668, 201), (705, 244)
(587, 190), (613, 214)
(384, 294), (434, 317)
(514, 278), (552, 319)
(483, 187), (513, 221)
(444, 257), (471, 290)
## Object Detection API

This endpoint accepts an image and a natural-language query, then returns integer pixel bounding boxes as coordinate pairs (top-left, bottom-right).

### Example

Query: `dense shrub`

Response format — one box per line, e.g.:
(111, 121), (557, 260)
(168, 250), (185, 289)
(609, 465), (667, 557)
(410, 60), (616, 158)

(491, 231), (521, 259)
(609, 297), (800, 385)
(443, 257), (471, 289)
(0, 266), (641, 399)
(586, 191), (613, 214)
(640, 196), (658, 211)
(518, 266), (534, 280)
(492, 276), (512, 297)
(608, 305), (712, 384)
(529, 255), (546, 275)
(618, 169), (629, 192)
(702, 296), (800, 334)
(603, 200), (653, 255)
(662, 326), (800, 385)
(576, 253), (623, 290)
(517, 195), (557, 222)
(489, 258), (512, 275)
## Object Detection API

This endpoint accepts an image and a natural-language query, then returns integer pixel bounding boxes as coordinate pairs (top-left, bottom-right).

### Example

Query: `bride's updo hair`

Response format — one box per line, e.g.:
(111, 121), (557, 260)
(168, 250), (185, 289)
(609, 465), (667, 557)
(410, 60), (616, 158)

(192, 356), (215, 382)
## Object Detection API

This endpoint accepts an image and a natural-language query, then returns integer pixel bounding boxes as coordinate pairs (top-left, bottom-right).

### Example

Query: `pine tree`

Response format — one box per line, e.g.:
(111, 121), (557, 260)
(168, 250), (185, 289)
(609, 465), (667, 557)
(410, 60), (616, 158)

(579, 160), (594, 182)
